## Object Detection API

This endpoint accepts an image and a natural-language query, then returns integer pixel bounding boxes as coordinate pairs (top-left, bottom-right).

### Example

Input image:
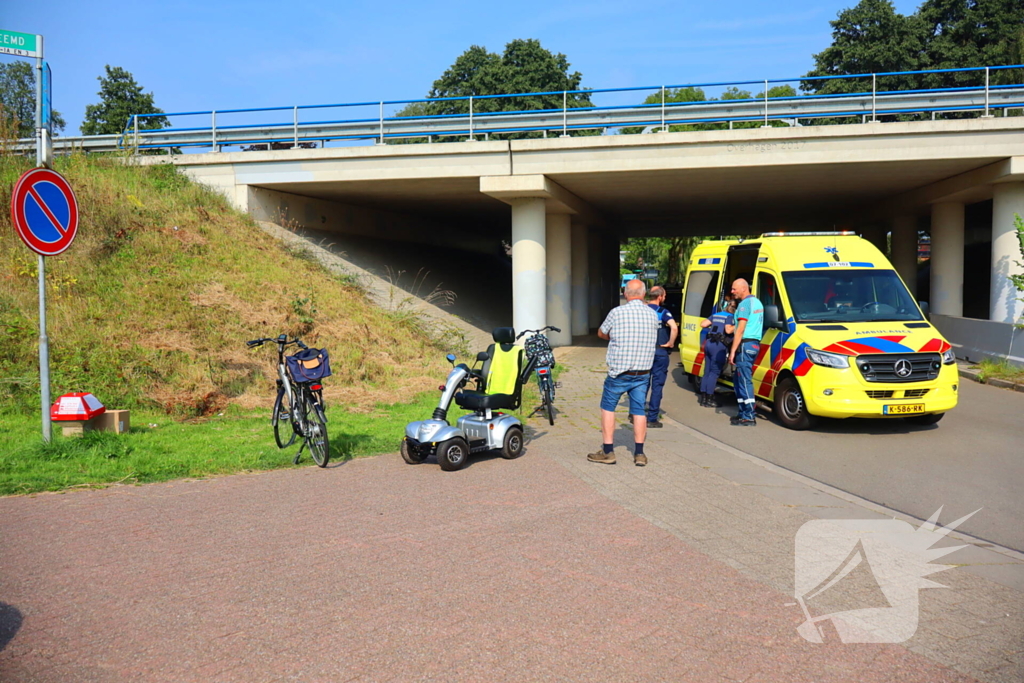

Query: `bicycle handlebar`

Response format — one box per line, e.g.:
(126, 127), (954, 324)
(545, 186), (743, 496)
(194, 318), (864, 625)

(516, 326), (560, 340)
(245, 336), (309, 349)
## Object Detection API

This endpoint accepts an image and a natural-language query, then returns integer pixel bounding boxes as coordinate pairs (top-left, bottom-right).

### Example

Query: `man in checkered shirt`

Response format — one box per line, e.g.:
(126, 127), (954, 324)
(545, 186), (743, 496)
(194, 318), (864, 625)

(588, 278), (659, 467)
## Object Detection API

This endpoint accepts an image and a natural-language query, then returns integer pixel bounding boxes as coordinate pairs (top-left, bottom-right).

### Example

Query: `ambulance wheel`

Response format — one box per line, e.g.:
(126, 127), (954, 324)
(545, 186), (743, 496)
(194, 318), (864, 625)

(500, 427), (524, 459)
(437, 437), (470, 471)
(905, 413), (944, 426)
(401, 439), (426, 465)
(774, 376), (818, 430)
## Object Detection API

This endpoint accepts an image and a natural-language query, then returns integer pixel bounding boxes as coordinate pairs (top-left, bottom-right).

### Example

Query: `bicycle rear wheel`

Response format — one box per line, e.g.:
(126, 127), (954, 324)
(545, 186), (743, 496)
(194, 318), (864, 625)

(272, 388), (296, 449)
(304, 395), (330, 467)
(542, 377), (555, 426)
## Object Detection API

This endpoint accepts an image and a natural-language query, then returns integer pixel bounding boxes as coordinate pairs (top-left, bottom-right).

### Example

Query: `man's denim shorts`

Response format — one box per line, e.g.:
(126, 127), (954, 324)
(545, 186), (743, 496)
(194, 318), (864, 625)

(600, 372), (650, 415)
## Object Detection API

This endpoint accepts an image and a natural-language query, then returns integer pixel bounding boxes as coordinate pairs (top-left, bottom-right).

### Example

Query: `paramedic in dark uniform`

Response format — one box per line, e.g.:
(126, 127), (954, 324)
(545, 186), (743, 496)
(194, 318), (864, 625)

(698, 299), (736, 407)
(644, 286), (678, 428)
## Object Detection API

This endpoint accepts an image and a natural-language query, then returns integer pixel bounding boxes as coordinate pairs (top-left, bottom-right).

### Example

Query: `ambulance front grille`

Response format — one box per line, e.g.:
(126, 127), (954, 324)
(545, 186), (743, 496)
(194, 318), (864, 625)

(903, 388), (931, 398)
(865, 390), (894, 399)
(855, 353), (942, 383)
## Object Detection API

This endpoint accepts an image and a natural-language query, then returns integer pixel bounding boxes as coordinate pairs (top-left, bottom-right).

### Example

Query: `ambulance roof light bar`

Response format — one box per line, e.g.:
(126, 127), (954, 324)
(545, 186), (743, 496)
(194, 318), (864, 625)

(760, 231), (857, 237)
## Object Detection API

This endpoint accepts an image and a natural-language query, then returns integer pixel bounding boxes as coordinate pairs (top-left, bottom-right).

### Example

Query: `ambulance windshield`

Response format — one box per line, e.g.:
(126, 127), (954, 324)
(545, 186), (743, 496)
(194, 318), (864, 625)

(782, 269), (923, 323)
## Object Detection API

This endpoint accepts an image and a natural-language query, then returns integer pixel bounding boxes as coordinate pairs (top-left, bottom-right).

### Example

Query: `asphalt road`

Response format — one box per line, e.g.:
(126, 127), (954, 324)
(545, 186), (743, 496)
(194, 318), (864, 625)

(658, 361), (1024, 552)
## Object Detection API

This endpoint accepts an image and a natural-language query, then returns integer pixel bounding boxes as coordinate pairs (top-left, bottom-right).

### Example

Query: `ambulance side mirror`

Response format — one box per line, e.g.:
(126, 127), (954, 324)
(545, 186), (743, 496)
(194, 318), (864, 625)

(764, 304), (785, 330)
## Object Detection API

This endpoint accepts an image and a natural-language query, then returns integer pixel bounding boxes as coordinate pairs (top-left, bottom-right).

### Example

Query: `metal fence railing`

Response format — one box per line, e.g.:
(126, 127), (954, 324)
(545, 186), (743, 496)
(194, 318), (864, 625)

(11, 64), (1024, 155)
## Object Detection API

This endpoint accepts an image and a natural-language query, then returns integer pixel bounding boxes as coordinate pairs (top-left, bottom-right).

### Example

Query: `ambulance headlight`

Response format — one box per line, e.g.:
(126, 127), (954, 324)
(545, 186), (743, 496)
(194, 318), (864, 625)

(942, 349), (956, 365)
(805, 348), (850, 369)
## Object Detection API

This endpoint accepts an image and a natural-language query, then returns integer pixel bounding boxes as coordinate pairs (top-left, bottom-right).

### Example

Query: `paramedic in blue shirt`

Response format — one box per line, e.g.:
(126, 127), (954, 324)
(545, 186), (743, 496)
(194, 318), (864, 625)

(727, 279), (763, 426)
(698, 298), (735, 408)
(643, 286), (678, 428)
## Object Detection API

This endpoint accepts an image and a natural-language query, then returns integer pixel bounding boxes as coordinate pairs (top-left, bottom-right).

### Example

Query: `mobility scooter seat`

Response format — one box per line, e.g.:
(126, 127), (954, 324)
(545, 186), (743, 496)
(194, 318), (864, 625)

(455, 390), (517, 411)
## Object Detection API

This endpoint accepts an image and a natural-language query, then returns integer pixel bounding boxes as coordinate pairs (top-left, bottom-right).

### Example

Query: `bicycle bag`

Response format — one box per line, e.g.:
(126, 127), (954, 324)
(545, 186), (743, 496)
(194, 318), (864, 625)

(524, 335), (556, 369)
(286, 348), (332, 382)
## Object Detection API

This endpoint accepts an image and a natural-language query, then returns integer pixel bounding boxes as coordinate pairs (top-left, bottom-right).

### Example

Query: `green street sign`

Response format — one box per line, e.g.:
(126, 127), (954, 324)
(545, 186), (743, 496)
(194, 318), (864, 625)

(0, 30), (40, 58)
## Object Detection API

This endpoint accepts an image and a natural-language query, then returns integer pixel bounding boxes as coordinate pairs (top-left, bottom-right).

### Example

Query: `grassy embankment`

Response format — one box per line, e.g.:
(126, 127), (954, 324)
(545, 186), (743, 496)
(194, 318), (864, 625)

(0, 152), (477, 494)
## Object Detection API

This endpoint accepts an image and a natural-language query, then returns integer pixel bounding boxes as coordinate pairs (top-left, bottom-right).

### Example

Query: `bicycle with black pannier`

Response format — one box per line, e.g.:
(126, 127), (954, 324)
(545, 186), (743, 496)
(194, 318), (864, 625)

(246, 334), (331, 467)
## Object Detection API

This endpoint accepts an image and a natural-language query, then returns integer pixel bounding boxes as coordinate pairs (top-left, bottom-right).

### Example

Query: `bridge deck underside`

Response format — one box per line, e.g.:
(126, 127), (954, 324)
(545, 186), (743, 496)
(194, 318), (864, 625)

(258, 155), (1001, 236)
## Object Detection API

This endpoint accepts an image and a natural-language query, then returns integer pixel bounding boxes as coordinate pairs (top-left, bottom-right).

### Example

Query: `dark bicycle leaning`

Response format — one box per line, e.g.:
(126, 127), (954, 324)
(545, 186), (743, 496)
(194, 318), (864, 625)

(518, 326), (560, 426)
(245, 334), (331, 467)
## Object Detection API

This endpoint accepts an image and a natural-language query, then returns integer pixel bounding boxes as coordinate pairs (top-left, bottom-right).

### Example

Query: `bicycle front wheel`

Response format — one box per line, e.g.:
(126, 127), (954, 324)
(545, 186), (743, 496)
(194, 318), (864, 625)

(272, 388), (296, 449)
(304, 395), (330, 467)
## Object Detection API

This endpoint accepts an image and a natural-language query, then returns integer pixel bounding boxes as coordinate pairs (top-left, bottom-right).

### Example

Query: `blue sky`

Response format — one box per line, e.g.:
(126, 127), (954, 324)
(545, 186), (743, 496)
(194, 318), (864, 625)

(3, 0), (924, 135)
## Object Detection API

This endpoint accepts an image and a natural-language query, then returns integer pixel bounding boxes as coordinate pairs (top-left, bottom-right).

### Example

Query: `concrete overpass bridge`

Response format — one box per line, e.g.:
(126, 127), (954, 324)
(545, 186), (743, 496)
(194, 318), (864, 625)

(136, 115), (1024, 358)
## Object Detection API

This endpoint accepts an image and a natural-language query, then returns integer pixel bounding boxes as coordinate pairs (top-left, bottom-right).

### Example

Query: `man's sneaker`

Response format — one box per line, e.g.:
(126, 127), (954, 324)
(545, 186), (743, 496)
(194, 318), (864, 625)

(634, 453), (648, 467)
(730, 415), (741, 424)
(732, 418), (757, 427)
(587, 449), (616, 464)
(647, 420), (663, 428)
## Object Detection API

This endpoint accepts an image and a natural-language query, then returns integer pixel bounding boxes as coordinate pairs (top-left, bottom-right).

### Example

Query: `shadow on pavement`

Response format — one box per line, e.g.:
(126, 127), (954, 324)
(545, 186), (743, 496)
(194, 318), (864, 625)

(0, 603), (23, 652)
(668, 363), (942, 436)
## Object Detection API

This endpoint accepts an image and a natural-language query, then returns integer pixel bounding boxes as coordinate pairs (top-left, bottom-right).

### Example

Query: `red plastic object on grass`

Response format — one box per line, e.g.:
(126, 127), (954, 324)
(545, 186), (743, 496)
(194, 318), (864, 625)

(50, 393), (106, 421)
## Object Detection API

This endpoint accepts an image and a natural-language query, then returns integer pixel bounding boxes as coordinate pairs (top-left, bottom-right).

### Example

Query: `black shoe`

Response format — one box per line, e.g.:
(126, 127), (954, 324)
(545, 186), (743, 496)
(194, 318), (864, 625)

(732, 419), (757, 427)
(697, 394), (706, 407)
(647, 420), (663, 428)
(729, 415), (741, 424)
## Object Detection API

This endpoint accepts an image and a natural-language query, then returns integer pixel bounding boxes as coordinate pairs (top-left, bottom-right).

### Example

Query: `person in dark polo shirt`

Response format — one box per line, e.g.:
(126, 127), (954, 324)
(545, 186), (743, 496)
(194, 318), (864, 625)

(643, 286), (677, 428)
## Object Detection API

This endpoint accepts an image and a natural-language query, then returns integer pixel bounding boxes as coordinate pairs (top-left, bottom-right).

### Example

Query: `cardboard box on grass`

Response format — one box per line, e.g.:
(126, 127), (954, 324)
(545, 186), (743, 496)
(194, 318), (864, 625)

(50, 394), (130, 437)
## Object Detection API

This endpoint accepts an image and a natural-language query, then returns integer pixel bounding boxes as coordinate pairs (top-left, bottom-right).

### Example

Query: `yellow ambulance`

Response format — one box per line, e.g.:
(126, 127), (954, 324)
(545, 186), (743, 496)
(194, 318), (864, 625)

(679, 233), (958, 429)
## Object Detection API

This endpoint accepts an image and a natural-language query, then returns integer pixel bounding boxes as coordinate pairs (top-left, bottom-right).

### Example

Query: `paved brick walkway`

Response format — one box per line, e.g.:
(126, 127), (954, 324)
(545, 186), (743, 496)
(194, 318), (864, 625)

(0, 345), (1019, 682)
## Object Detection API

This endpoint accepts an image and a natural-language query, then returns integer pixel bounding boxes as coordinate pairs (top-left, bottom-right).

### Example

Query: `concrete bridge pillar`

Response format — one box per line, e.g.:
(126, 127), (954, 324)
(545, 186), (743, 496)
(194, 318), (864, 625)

(546, 213), (573, 347)
(570, 222), (590, 338)
(930, 202), (965, 316)
(511, 198), (547, 340)
(587, 230), (602, 332)
(890, 215), (918, 297)
(991, 182), (1024, 323)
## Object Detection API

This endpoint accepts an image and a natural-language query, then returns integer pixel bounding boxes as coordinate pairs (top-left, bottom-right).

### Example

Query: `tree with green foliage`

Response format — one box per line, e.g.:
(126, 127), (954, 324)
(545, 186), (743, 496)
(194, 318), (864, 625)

(1011, 213), (1024, 328)
(81, 66), (169, 136)
(0, 61), (66, 138)
(397, 39), (593, 139)
(806, 0), (1024, 95)
(918, 0), (1024, 86)
(803, 0), (929, 94)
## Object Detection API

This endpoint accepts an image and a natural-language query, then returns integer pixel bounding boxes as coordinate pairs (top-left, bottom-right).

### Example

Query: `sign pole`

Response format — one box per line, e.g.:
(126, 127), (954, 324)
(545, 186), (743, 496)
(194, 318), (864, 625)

(35, 35), (44, 167)
(34, 36), (52, 442)
(38, 255), (51, 442)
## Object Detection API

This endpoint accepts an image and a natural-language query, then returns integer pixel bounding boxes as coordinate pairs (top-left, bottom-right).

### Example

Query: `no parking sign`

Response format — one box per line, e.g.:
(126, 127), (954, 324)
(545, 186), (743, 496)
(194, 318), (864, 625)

(10, 166), (79, 443)
(11, 167), (78, 255)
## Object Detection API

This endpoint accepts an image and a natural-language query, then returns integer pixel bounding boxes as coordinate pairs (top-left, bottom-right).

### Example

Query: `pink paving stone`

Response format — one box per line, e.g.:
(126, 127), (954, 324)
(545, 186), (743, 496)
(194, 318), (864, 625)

(0, 444), (977, 682)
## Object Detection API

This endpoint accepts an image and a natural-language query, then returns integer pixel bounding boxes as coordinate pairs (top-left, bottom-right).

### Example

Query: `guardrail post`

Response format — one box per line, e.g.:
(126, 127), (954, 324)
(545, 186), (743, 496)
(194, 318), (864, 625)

(293, 106), (299, 146)
(661, 86), (666, 132)
(133, 115), (139, 156)
(211, 110), (217, 151)
(871, 73), (878, 123)
(468, 96), (475, 141)
(762, 80), (770, 127)
(983, 66), (992, 118)
(378, 102), (384, 145)
(562, 91), (569, 138)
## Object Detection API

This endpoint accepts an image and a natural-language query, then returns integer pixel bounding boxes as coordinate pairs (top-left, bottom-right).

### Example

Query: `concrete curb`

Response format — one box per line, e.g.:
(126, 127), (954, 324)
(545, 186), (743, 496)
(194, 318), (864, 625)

(957, 362), (1024, 392)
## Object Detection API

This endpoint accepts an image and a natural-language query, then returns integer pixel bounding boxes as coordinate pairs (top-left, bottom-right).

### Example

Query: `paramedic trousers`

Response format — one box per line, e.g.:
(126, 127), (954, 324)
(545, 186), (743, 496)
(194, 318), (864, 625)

(700, 341), (728, 397)
(646, 351), (670, 421)
(734, 340), (760, 421)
